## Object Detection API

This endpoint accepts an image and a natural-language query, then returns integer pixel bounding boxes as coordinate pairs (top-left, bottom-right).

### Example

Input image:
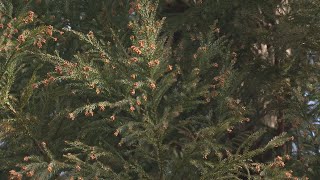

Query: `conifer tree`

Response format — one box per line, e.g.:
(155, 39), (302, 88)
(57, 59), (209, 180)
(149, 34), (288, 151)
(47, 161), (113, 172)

(0, 0), (294, 179)
(0, 0), (319, 179)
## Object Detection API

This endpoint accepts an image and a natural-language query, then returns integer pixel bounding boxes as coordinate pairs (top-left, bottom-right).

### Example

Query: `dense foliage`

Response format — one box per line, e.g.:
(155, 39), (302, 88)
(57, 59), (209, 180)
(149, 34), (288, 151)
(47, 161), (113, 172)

(0, 0), (319, 179)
